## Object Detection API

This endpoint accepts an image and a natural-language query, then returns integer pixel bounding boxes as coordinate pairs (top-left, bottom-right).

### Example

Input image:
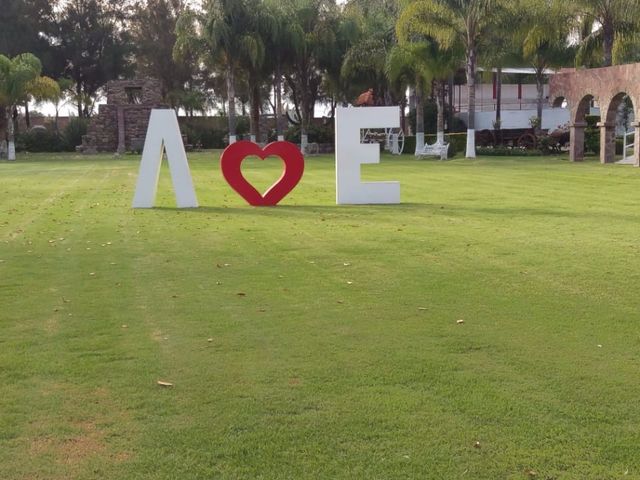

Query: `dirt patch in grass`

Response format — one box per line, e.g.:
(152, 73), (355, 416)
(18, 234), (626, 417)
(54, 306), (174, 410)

(29, 421), (105, 465)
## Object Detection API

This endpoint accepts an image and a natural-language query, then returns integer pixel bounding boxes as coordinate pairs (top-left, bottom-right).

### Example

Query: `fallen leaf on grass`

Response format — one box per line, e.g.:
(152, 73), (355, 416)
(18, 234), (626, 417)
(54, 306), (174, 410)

(157, 381), (173, 387)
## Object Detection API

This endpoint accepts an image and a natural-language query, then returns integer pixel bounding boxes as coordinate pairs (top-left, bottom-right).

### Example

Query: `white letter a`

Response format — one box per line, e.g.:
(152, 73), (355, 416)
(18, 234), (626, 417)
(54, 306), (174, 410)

(132, 109), (198, 208)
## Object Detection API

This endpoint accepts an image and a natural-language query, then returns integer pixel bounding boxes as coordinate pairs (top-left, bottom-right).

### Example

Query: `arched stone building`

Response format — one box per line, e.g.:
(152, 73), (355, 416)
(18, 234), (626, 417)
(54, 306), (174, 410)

(549, 64), (640, 166)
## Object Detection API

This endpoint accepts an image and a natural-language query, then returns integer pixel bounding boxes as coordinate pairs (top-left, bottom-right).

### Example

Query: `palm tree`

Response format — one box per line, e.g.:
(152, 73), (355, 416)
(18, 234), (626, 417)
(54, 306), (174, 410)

(263, 2), (304, 141)
(0, 53), (59, 161)
(285, 0), (340, 153)
(575, 0), (640, 67)
(175, 0), (267, 144)
(391, 20), (462, 150)
(398, 0), (506, 158)
(520, 1), (574, 131)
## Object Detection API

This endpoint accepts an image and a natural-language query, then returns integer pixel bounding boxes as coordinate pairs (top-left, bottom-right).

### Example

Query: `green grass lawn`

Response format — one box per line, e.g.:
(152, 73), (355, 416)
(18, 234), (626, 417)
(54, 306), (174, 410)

(2, 151), (640, 479)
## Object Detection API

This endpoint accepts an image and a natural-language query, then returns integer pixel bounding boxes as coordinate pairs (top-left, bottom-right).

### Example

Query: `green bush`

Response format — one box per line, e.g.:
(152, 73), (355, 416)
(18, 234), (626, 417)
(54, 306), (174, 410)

(16, 128), (65, 152)
(404, 136), (416, 154)
(584, 114), (600, 154)
(285, 123), (334, 144)
(180, 121), (227, 149)
(63, 118), (88, 151)
(476, 147), (544, 157)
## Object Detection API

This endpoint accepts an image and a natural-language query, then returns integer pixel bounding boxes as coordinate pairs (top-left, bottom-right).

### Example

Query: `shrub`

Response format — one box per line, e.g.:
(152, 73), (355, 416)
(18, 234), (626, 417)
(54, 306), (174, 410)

(476, 147), (544, 157)
(404, 136), (416, 154)
(285, 123), (334, 144)
(16, 129), (65, 152)
(63, 118), (88, 151)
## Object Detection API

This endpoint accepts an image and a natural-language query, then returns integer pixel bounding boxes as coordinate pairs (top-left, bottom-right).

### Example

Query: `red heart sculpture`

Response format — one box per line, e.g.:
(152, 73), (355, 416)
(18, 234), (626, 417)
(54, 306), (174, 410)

(220, 141), (305, 206)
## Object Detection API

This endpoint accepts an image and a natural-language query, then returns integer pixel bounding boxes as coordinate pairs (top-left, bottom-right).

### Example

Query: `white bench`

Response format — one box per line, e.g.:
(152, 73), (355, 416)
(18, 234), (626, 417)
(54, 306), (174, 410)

(417, 141), (449, 160)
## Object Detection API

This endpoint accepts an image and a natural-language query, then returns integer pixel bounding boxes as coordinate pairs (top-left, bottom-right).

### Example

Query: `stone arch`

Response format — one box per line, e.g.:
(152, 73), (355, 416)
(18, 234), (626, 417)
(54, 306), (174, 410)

(551, 96), (567, 109)
(599, 92), (637, 163)
(567, 94), (596, 162)
(549, 64), (640, 166)
(574, 94), (595, 124)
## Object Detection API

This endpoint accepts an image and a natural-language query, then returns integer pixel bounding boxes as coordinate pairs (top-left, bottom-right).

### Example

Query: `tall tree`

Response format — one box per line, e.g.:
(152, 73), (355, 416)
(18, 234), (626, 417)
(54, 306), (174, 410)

(398, 0), (506, 158)
(519, 0), (573, 131)
(55, 0), (133, 117)
(264, 1), (305, 140)
(131, 0), (201, 108)
(0, 53), (59, 161)
(341, 0), (400, 107)
(0, 0), (59, 75)
(176, 0), (268, 144)
(575, 0), (640, 67)
(284, 0), (340, 153)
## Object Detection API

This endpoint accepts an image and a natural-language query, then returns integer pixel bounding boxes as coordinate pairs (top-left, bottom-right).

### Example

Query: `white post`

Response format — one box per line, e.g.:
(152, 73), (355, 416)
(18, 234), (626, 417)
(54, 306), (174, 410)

(415, 132), (425, 155)
(466, 128), (476, 158)
(391, 133), (399, 154)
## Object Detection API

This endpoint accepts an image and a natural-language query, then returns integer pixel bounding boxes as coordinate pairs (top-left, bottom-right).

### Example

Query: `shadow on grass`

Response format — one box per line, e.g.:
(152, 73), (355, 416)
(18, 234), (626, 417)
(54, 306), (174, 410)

(150, 202), (434, 215)
(149, 203), (640, 222)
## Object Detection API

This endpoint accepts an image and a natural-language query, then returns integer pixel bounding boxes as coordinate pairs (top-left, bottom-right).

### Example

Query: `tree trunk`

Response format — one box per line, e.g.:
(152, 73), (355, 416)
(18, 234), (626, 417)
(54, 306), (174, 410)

(495, 67), (502, 126)
(300, 90), (312, 154)
(436, 81), (445, 144)
(465, 48), (477, 158)
(275, 64), (284, 141)
(250, 81), (260, 143)
(603, 20), (614, 67)
(6, 106), (16, 161)
(76, 84), (83, 118)
(227, 65), (237, 144)
(24, 102), (30, 128)
(536, 68), (544, 134)
(495, 67), (502, 144)
(415, 80), (424, 154)
(448, 74), (455, 135)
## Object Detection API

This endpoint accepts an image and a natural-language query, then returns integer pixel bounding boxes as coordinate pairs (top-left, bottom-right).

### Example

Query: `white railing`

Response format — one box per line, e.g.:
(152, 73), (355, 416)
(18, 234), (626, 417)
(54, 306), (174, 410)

(622, 129), (635, 163)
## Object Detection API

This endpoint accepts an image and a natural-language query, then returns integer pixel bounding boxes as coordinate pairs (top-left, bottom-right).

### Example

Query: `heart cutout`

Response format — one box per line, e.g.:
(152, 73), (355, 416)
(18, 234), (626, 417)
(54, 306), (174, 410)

(220, 141), (305, 206)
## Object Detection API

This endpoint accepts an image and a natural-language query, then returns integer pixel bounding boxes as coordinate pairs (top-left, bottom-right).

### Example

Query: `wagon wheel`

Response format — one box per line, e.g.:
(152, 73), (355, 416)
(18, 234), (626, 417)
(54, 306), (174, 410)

(517, 133), (537, 149)
(477, 129), (496, 147)
(385, 128), (405, 154)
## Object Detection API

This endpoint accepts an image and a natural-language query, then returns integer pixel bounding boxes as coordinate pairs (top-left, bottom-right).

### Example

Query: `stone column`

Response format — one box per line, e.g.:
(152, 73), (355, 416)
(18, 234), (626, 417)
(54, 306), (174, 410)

(117, 106), (126, 155)
(598, 121), (616, 164)
(633, 121), (640, 167)
(569, 122), (586, 162)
